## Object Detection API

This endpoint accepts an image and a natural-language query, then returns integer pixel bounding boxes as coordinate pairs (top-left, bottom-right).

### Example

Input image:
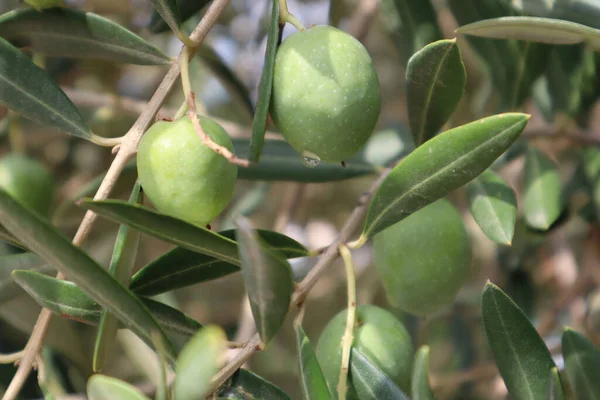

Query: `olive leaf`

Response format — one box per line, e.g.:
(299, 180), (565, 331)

(482, 282), (556, 399)
(294, 323), (332, 400)
(411, 346), (437, 400)
(0, 8), (171, 64)
(216, 369), (292, 399)
(406, 39), (466, 146)
(150, 0), (182, 39)
(0, 252), (51, 304)
(362, 113), (528, 238)
(0, 37), (92, 140)
(149, 0), (212, 33)
(562, 328), (600, 399)
(235, 217), (294, 345)
(548, 367), (566, 400)
(87, 375), (151, 400)
(523, 146), (562, 230)
(350, 349), (410, 400)
(466, 169), (517, 245)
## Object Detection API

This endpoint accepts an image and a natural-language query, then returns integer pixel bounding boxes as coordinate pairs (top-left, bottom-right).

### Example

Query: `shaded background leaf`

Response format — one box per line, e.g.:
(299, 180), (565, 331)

(294, 323), (332, 400)
(562, 328), (600, 400)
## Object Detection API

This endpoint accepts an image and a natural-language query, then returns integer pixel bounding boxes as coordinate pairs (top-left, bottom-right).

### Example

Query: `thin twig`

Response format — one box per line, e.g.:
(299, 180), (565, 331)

(1, 2), (232, 399)
(0, 351), (24, 365)
(523, 128), (600, 147)
(187, 93), (251, 167)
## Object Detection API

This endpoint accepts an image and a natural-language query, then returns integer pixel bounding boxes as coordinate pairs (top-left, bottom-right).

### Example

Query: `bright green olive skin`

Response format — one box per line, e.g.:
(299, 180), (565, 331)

(373, 199), (472, 316)
(136, 117), (237, 227)
(315, 305), (413, 397)
(271, 25), (381, 162)
(0, 154), (54, 217)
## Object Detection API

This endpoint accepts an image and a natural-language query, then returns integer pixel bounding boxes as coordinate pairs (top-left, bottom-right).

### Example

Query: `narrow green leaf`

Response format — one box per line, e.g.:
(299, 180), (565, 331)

(548, 366), (565, 400)
(0, 252), (51, 304)
(455, 16), (600, 50)
(149, 0), (211, 33)
(362, 113), (529, 238)
(12, 270), (202, 336)
(406, 39), (466, 146)
(80, 199), (240, 265)
(350, 349), (410, 400)
(523, 146), (562, 230)
(379, 0), (442, 65)
(562, 328), (600, 399)
(249, 0), (280, 162)
(216, 369), (291, 399)
(174, 325), (227, 400)
(235, 217), (294, 344)
(130, 229), (307, 296)
(150, 0), (181, 38)
(0, 37), (91, 139)
(234, 139), (378, 182)
(0, 191), (177, 363)
(466, 169), (517, 245)
(412, 346), (437, 400)
(482, 282), (556, 399)
(87, 374), (151, 400)
(0, 225), (27, 250)
(294, 323), (332, 400)
(551, 0), (600, 30)
(0, 8), (171, 64)
(94, 182), (143, 372)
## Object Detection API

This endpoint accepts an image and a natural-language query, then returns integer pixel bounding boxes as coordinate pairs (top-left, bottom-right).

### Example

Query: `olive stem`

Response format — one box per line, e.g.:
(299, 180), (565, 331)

(337, 244), (356, 400)
(187, 93), (251, 168)
(90, 134), (124, 147)
(1, 1), (233, 398)
(0, 351), (24, 365)
(278, 0), (307, 31)
(178, 46), (193, 119)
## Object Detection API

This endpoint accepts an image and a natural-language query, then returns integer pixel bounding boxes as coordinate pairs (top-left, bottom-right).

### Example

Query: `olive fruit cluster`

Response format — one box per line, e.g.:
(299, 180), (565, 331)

(271, 25), (381, 163)
(0, 154), (54, 217)
(374, 199), (472, 316)
(316, 305), (413, 397)
(136, 116), (237, 227)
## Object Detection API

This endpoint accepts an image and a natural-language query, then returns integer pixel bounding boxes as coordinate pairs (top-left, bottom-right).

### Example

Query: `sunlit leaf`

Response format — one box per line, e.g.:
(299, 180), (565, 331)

(523, 146), (562, 230)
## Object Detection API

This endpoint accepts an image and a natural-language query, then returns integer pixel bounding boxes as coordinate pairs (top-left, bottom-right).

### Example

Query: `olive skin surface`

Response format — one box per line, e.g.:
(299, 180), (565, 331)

(373, 198), (472, 316)
(136, 117), (237, 227)
(0, 154), (54, 217)
(315, 305), (413, 397)
(270, 25), (381, 162)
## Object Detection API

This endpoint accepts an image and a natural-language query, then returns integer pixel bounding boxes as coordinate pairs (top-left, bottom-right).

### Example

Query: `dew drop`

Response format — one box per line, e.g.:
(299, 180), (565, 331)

(302, 151), (321, 168)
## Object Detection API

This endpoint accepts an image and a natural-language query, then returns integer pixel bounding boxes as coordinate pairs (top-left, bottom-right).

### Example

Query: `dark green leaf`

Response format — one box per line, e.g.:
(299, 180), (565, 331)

(174, 325), (226, 400)
(523, 146), (562, 230)
(0, 190), (177, 363)
(551, 0), (600, 30)
(217, 369), (291, 400)
(466, 169), (517, 245)
(234, 139), (378, 182)
(149, 0), (211, 33)
(361, 113), (529, 238)
(379, 0), (442, 65)
(0, 37), (91, 139)
(0, 8), (171, 64)
(235, 217), (294, 344)
(294, 323), (332, 400)
(548, 366), (565, 400)
(249, 0), (280, 162)
(12, 270), (202, 336)
(150, 0), (181, 38)
(350, 349), (410, 400)
(562, 328), (600, 400)
(412, 346), (436, 400)
(0, 225), (27, 250)
(482, 282), (556, 399)
(94, 182), (142, 372)
(130, 229), (308, 296)
(87, 374), (151, 400)
(0, 252), (51, 304)
(79, 199), (240, 265)
(406, 39), (466, 146)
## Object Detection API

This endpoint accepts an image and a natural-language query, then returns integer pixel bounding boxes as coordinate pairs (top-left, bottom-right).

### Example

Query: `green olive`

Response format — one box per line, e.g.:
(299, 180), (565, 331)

(315, 305), (413, 396)
(271, 25), (381, 163)
(23, 0), (62, 10)
(373, 199), (472, 316)
(136, 116), (237, 227)
(0, 154), (54, 217)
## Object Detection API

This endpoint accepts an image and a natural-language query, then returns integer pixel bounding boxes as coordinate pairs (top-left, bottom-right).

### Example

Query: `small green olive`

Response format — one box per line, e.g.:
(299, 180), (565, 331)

(0, 154), (54, 217)
(136, 116), (237, 227)
(315, 305), (413, 396)
(271, 25), (381, 163)
(373, 199), (472, 316)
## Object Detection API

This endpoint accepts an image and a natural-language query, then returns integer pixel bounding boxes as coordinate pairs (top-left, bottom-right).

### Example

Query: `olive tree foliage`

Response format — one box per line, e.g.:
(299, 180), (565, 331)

(0, 0), (598, 399)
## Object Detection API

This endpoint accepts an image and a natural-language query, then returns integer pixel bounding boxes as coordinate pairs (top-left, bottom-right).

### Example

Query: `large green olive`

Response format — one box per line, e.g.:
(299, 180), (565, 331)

(136, 116), (237, 227)
(0, 154), (54, 217)
(270, 25), (381, 163)
(373, 199), (472, 316)
(315, 305), (413, 397)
